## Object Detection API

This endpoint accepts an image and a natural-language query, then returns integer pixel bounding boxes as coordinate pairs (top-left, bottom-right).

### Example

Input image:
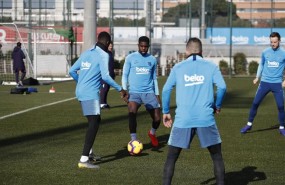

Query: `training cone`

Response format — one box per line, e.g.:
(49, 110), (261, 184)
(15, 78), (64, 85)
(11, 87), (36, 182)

(49, 86), (55, 93)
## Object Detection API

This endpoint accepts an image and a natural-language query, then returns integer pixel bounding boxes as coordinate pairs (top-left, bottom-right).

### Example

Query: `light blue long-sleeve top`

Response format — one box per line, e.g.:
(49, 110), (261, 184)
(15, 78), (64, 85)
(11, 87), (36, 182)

(69, 45), (122, 101)
(162, 55), (226, 128)
(256, 46), (285, 83)
(122, 51), (159, 95)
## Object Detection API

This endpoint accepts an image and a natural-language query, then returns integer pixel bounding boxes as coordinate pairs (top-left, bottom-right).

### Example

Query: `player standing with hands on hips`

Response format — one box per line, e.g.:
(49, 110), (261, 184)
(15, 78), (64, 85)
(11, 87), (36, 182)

(69, 31), (127, 169)
(162, 37), (226, 185)
(240, 32), (285, 136)
(122, 36), (161, 147)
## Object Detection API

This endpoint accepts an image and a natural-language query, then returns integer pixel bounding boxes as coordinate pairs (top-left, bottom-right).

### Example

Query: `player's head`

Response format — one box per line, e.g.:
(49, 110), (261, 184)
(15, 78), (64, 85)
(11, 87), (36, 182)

(269, 32), (281, 50)
(185, 37), (202, 57)
(17, 42), (22, 47)
(138, 36), (150, 55)
(97, 31), (111, 47)
(108, 41), (113, 52)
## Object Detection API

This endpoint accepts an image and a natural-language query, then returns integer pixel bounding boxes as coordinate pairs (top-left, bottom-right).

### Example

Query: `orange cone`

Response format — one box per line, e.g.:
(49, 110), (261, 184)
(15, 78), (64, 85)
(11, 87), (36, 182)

(49, 86), (55, 93)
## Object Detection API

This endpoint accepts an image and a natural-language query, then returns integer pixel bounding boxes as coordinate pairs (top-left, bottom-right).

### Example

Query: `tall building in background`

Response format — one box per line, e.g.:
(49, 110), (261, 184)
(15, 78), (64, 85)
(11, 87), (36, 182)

(233, 0), (285, 26)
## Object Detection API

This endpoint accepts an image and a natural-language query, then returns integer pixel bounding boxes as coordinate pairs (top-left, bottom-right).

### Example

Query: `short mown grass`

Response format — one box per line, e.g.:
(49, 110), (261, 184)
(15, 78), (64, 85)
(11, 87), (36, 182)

(0, 77), (283, 185)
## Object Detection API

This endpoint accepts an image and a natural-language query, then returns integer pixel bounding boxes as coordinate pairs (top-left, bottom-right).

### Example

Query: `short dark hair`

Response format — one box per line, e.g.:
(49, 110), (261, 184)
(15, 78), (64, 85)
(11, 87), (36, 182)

(138, 36), (150, 45)
(186, 37), (202, 54)
(0, 43), (2, 47)
(270, 32), (281, 40)
(17, 42), (22, 47)
(97, 31), (111, 46)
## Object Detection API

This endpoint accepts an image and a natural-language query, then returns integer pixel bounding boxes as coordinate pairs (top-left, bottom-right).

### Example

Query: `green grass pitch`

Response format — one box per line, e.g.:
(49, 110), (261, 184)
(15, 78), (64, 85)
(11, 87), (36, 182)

(0, 77), (283, 185)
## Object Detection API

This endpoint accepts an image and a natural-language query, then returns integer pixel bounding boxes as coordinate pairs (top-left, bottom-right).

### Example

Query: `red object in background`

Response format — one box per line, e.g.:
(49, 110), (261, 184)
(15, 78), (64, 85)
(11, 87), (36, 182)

(0, 26), (110, 43)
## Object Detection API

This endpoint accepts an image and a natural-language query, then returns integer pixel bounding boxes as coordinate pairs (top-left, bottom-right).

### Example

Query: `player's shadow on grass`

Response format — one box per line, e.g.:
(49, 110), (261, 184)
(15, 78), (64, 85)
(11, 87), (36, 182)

(200, 166), (266, 185)
(246, 124), (279, 134)
(97, 134), (169, 164)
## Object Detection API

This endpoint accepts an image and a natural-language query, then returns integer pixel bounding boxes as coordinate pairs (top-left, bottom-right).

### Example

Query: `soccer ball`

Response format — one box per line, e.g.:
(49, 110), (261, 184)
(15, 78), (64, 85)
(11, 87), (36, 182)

(127, 140), (143, 155)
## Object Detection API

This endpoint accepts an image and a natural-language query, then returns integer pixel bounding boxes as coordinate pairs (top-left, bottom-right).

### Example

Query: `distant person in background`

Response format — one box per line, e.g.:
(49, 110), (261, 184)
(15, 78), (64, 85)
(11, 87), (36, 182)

(0, 44), (3, 60)
(12, 42), (26, 87)
(0, 44), (4, 73)
(100, 41), (116, 109)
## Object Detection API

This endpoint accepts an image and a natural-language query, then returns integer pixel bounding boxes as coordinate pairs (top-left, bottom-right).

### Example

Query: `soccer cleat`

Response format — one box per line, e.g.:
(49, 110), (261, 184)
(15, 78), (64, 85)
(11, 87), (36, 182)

(78, 160), (100, 169)
(240, 125), (252, 134)
(100, 104), (110, 109)
(148, 130), (159, 147)
(279, 128), (285, 136)
(89, 153), (102, 162)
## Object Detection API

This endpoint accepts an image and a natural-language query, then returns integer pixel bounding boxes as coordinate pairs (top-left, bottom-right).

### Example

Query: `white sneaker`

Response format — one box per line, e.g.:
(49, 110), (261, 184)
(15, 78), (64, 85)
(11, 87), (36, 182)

(78, 160), (100, 169)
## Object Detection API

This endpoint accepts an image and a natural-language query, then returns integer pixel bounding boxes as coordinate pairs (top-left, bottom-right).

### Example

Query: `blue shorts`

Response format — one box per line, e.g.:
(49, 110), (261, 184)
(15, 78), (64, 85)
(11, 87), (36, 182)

(168, 124), (221, 149)
(80, 99), (100, 116)
(128, 93), (160, 110)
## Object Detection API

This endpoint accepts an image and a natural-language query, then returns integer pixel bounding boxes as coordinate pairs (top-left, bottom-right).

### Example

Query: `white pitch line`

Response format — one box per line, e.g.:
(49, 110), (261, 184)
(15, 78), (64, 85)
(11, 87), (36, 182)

(0, 97), (76, 121)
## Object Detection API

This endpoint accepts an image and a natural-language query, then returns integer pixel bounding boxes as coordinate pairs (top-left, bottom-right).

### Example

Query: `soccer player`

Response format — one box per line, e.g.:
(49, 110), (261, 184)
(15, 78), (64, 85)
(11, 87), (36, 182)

(162, 37), (226, 185)
(69, 31), (127, 169)
(122, 36), (161, 147)
(100, 41), (115, 109)
(240, 32), (285, 136)
(12, 42), (26, 87)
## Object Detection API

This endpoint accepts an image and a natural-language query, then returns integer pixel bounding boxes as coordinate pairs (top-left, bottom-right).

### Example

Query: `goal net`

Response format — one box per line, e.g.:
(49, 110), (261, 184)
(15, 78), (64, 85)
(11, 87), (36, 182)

(0, 23), (73, 85)
(0, 23), (34, 85)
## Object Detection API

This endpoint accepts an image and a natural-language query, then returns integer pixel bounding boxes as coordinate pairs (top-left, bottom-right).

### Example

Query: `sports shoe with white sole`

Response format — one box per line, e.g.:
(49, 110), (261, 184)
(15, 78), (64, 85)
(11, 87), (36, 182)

(78, 160), (100, 169)
(279, 128), (285, 136)
(240, 125), (252, 134)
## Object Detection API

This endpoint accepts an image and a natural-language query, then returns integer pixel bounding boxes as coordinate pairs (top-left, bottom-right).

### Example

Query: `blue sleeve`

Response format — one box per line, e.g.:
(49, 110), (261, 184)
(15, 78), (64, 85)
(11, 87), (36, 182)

(162, 69), (176, 114)
(153, 61), (159, 95)
(213, 67), (226, 109)
(256, 53), (265, 78)
(122, 56), (131, 90)
(154, 79), (159, 95)
(69, 58), (81, 82)
(100, 52), (122, 92)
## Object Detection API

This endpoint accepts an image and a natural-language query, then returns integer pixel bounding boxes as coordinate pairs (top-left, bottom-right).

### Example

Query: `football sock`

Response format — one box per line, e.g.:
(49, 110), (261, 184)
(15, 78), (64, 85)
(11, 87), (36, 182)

(129, 112), (137, 133)
(247, 122), (252, 126)
(208, 144), (225, 185)
(82, 115), (100, 157)
(131, 133), (137, 140)
(152, 120), (161, 130)
(150, 128), (156, 135)
(163, 146), (182, 185)
(280, 126), (284, 129)
(80, 156), (89, 163)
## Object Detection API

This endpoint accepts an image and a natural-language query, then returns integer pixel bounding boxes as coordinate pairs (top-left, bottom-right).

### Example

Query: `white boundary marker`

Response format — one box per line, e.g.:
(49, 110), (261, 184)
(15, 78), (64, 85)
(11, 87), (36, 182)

(0, 97), (76, 120)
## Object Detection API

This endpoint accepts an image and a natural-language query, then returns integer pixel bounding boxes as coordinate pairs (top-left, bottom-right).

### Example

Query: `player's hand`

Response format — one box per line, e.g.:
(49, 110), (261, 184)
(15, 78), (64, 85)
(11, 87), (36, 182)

(253, 77), (259, 85)
(163, 114), (173, 128)
(282, 81), (285, 88)
(120, 90), (129, 103)
(214, 108), (221, 114)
